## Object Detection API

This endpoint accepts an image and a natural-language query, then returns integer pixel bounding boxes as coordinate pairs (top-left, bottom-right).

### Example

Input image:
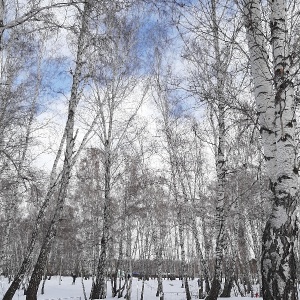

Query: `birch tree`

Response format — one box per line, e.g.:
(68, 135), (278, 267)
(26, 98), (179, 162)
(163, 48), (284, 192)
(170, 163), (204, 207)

(0, 2), (61, 286)
(24, 2), (93, 299)
(176, 1), (243, 297)
(3, 1), (95, 299)
(151, 50), (193, 300)
(243, 0), (299, 298)
(88, 3), (147, 298)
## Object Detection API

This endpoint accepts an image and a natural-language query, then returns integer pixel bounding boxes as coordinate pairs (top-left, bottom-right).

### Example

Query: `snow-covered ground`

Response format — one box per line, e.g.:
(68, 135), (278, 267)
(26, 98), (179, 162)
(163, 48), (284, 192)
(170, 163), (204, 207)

(0, 276), (263, 300)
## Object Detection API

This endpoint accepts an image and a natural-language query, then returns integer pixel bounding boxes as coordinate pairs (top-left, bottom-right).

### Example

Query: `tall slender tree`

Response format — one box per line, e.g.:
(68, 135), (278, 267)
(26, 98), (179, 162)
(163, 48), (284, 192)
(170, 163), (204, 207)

(243, 0), (299, 298)
(175, 1), (242, 298)
(24, 2), (92, 299)
(89, 3), (147, 298)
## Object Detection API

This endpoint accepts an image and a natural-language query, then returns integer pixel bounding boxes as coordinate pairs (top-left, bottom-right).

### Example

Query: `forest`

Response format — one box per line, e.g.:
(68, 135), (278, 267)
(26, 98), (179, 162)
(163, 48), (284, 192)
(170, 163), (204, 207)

(0, 0), (299, 299)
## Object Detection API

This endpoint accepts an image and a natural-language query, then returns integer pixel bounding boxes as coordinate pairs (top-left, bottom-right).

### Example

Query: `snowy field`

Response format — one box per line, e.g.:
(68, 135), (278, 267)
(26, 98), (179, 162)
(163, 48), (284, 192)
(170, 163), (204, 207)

(0, 276), (263, 300)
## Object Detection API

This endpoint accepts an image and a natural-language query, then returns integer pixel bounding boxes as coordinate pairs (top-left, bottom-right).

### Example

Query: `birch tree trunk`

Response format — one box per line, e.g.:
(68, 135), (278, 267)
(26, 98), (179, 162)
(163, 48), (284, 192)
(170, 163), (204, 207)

(168, 145), (191, 300)
(205, 102), (226, 300)
(115, 219), (125, 298)
(177, 208), (191, 300)
(205, 1), (227, 299)
(262, 0), (298, 297)
(90, 11), (145, 297)
(202, 220), (211, 295)
(90, 140), (111, 299)
(248, 218), (263, 295)
(0, 35), (43, 282)
(140, 224), (150, 300)
(23, 3), (91, 300)
(191, 217), (210, 297)
(152, 52), (192, 299)
(178, 131), (210, 297)
(125, 221), (132, 300)
(244, 0), (298, 298)
(154, 227), (164, 300)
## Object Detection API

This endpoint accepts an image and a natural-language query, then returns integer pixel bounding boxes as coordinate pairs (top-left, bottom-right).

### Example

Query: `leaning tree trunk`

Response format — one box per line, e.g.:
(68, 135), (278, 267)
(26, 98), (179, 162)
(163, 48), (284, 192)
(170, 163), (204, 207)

(2, 173), (62, 300)
(24, 3), (91, 300)
(2, 64), (70, 300)
(25, 169), (72, 300)
(2, 55), (51, 300)
(244, 0), (298, 299)
(0, 56), (40, 275)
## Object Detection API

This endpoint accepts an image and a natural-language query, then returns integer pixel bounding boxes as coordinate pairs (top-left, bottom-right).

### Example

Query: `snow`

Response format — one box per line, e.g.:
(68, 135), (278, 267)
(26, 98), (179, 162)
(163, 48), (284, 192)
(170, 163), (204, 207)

(1, 276), (263, 300)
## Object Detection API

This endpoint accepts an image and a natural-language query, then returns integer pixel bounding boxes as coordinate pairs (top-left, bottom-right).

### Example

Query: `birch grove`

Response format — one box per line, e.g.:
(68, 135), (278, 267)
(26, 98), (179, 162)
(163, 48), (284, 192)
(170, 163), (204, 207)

(0, 0), (300, 299)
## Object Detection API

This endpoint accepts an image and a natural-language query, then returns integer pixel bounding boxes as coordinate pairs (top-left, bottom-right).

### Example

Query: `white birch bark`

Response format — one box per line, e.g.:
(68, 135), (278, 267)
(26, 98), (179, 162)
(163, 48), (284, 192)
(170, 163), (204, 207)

(191, 216), (210, 296)
(125, 221), (132, 300)
(154, 226), (164, 300)
(80, 261), (88, 300)
(243, 0), (276, 180)
(91, 139), (111, 299)
(205, 103), (226, 300)
(116, 217), (125, 298)
(244, 0), (299, 298)
(205, 1), (228, 298)
(140, 219), (151, 300)
(177, 208), (191, 300)
(23, 2), (91, 300)
(248, 218), (262, 295)
(202, 219), (211, 295)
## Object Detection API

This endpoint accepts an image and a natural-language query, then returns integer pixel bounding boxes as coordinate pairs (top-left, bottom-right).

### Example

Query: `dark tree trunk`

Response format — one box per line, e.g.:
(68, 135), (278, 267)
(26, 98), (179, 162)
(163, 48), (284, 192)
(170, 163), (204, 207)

(198, 278), (204, 299)
(204, 276), (210, 296)
(261, 210), (298, 300)
(90, 135), (112, 300)
(111, 272), (117, 297)
(205, 277), (221, 300)
(25, 2), (91, 299)
(219, 276), (233, 297)
(90, 227), (109, 299)
(26, 175), (69, 300)
(140, 279), (145, 300)
(184, 276), (191, 300)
